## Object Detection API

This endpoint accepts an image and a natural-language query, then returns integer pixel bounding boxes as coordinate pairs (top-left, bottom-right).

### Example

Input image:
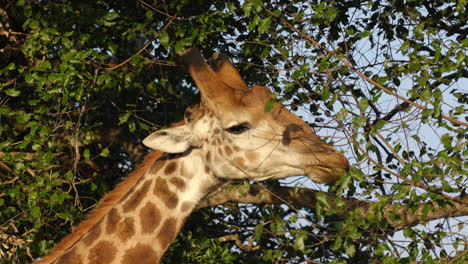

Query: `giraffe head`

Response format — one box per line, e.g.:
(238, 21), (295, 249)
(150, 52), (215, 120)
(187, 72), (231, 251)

(144, 49), (349, 184)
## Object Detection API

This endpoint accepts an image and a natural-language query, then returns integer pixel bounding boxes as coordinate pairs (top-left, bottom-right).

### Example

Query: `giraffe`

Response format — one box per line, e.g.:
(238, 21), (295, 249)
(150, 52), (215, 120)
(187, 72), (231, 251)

(35, 48), (349, 264)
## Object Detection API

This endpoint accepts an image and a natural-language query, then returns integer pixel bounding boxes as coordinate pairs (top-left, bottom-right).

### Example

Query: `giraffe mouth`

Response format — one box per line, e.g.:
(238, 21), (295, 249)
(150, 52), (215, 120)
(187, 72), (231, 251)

(305, 165), (345, 183)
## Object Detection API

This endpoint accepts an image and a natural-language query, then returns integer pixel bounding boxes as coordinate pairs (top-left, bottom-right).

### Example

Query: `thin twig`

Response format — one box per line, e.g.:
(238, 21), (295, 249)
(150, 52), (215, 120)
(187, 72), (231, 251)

(218, 234), (260, 252)
(266, 9), (468, 127)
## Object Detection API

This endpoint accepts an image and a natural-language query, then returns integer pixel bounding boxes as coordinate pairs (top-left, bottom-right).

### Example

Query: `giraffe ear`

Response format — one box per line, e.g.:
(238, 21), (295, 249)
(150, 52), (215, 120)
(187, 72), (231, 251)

(143, 126), (193, 153)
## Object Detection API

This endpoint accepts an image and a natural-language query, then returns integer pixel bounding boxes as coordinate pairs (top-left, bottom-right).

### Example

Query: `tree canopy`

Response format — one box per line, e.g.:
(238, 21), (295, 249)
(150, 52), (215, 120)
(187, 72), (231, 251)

(1, 0), (467, 263)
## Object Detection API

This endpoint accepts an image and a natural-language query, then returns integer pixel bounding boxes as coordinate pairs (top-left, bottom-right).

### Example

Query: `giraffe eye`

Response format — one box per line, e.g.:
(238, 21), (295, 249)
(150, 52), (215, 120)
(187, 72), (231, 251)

(225, 123), (251, 134)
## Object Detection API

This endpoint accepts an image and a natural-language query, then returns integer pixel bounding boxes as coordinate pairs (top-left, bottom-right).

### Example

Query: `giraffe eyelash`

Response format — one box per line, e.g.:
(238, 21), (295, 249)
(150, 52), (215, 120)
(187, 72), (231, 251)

(225, 123), (251, 134)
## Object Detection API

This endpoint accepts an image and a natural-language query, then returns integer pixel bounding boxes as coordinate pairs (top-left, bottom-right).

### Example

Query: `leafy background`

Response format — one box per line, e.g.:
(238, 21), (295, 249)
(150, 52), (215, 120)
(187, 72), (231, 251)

(0, 0), (466, 263)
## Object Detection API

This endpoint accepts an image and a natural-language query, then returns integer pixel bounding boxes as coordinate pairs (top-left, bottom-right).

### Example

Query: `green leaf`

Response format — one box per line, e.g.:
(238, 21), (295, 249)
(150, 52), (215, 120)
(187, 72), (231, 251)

(97, 74), (112, 86)
(16, 113), (31, 124)
(264, 100), (274, 113)
(160, 32), (170, 46)
(5, 88), (20, 97)
(258, 17), (271, 34)
(315, 192), (329, 207)
(321, 85), (331, 100)
(38, 60), (51, 71)
(401, 40), (410, 53)
(145, 10), (153, 20)
(99, 147), (110, 157)
(30, 205), (41, 218)
(323, 6), (338, 23)
(242, 1), (253, 17)
(345, 243), (356, 257)
(83, 149), (90, 160)
(375, 243), (388, 256)
(420, 88), (431, 102)
(254, 224), (263, 241)
(48, 73), (63, 83)
(103, 12), (119, 21)
(372, 120), (386, 131)
(128, 121), (136, 132)
(353, 116), (367, 128)
(294, 234), (307, 252)
(252, 0), (263, 12)
(336, 108), (348, 120)
(260, 47), (270, 58)
(0, 62), (15, 74)
(404, 228), (414, 238)
(358, 98), (369, 112)
(175, 41), (185, 54)
(333, 237), (342, 251)
(421, 203), (432, 218)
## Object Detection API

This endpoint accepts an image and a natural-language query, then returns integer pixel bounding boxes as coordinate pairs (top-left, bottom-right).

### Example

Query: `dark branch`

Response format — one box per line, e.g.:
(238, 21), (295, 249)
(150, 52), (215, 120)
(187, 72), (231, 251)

(197, 184), (468, 231)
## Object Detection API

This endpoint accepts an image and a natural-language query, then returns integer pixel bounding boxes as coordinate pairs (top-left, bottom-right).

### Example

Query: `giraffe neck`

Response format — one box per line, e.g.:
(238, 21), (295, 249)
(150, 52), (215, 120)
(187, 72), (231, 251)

(45, 150), (220, 264)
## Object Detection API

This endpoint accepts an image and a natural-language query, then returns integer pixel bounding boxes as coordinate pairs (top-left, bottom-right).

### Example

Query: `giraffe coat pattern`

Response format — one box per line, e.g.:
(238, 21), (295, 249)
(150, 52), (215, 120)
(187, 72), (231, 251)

(36, 48), (349, 264)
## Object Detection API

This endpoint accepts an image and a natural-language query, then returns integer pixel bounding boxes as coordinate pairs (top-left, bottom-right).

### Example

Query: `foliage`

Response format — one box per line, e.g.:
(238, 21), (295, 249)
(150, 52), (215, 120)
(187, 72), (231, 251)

(1, 0), (466, 263)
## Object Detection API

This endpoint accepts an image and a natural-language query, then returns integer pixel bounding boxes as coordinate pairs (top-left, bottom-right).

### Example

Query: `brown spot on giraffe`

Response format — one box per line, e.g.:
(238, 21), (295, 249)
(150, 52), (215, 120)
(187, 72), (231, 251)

(55, 248), (83, 264)
(153, 178), (179, 209)
(217, 147), (224, 156)
(87, 240), (117, 263)
(164, 162), (177, 175)
(122, 244), (159, 264)
(116, 217), (135, 242)
(122, 180), (152, 212)
(139, 202), (161, 234)
(180, 201), (193, 213)
(205, 151), (212, 162)
(82, 224), (101, 247)
(169, 177), (186, 190)
(210, 139), (217, 147)
(106, 208), (121, 235)
(157, 218), (177, 249)
(224, 145), (233, 156)
(148, 160), (164, 175)
(233, 156), (245, 167)
(246, 151), (259, 162)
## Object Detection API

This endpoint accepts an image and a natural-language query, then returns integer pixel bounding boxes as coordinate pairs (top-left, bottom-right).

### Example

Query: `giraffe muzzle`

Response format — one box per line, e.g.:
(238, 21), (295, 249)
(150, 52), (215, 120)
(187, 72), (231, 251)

(304, 152), (349, 183)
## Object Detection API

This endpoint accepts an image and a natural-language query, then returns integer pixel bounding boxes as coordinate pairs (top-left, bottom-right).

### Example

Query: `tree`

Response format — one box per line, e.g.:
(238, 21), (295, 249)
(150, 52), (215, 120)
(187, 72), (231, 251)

(1, 0), (466, 263)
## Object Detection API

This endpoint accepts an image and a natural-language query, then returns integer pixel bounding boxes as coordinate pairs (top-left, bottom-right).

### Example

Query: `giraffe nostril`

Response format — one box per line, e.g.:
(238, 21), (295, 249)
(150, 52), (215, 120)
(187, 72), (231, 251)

(282, 123), (303, 146)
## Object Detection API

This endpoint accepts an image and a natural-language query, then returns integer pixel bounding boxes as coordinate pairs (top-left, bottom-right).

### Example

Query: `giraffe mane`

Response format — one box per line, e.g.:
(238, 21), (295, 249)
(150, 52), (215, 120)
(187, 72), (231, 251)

(35, 150), (163, 263)
(36, 122), (187, 263)
(35, 120), (190, 264)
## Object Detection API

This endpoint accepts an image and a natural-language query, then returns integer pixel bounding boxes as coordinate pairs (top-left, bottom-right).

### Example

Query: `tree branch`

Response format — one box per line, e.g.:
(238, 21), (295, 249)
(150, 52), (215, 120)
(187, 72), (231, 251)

(197, 184), (468, 231)
(91, 127), (147, 164)
(51, 127), (147, 164)
(218, 234), (260, 252)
